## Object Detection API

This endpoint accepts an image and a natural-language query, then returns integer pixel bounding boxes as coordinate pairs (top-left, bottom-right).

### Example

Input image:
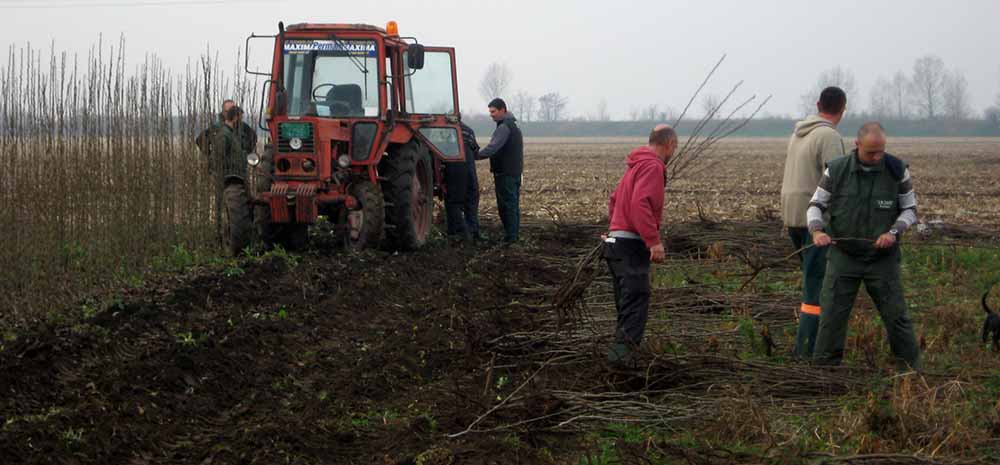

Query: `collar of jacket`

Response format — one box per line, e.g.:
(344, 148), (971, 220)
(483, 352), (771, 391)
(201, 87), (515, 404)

(850, 149), (884, 172)
(494, 113), (516, 126)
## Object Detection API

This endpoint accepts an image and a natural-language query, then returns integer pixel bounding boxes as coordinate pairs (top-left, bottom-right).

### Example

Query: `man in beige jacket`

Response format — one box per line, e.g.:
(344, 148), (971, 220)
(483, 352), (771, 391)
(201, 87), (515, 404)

(780, 86), (847, 357)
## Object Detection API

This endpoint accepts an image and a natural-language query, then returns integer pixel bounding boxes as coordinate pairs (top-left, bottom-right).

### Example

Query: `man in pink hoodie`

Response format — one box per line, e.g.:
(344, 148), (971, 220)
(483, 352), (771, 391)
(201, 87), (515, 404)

(603, 124), (678, 364)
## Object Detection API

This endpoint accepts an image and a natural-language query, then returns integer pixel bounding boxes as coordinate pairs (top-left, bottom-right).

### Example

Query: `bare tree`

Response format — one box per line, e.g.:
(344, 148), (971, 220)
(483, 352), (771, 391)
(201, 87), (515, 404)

(642, 104), (659, 121)
(657, 106), (678, 122)
(994, 68), (1000, 108)
(910, 55), (946, 120)
(869, 77), (893, 119)
(986, 106), (1000, 129)
(510, 90), (535, 122)
(537, 92), (568, 121)
(594, 98), (611, 121)
(701, 94), (721, 119)
(889, 71), (910, 120)
(942, 70), (972, 120)
(627, 106), (640, 121)
(995, 66), (1000, 107)
(523, 95), (536, 122)
(799, 66), (858, 116)
(478, 62), (512, 105)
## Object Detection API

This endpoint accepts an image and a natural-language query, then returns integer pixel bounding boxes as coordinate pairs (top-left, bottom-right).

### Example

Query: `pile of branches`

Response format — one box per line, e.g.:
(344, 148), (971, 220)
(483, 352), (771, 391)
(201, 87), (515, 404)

(452, 336), (871, 437)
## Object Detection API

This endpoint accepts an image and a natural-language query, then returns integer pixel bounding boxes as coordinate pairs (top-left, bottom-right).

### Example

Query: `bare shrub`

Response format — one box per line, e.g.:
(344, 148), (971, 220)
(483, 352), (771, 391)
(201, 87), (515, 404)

(0, 39), (260, 327)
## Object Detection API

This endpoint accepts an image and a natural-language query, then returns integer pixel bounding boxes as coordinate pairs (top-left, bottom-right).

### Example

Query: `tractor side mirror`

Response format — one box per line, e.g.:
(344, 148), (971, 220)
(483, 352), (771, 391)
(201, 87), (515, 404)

(407, 44), (425, 70)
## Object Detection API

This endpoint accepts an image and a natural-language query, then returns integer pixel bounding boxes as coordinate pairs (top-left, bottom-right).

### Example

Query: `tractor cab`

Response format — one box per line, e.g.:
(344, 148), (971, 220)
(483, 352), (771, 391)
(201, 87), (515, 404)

(243, 21), (465, 251)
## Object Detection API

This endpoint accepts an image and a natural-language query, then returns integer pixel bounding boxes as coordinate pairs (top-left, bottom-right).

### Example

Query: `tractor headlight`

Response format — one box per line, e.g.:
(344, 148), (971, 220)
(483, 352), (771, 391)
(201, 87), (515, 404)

(337, 154), (351, 168)
(246, 152), (260, 167)
(302, 159), (315, 172)
(289, 137), (303, 151)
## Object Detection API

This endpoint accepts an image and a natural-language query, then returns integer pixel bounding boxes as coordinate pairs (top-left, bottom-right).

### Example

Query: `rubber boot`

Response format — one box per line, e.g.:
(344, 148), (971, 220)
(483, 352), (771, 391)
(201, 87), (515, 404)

(794, 313), (820, 358)
(607, 343), (632, 367)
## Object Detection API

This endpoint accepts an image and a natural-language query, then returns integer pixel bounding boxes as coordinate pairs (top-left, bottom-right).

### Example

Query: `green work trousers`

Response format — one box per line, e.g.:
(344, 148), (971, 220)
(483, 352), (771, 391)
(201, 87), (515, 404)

(789, 227), (827, 357)
(813, 247), (920, 370)
(789, 227), (827, 306)
(493, 174), (521, 243)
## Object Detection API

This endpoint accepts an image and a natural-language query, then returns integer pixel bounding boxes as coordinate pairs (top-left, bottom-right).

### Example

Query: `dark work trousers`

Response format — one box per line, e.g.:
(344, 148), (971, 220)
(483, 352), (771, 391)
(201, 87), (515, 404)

(603, 237), (652, 345)
(463, 161), (480, 236)
(493, 174), (521, 242)
(445, 160), (480, 238)
(789, 227), (827, 357)
(813, 247), (921, 370)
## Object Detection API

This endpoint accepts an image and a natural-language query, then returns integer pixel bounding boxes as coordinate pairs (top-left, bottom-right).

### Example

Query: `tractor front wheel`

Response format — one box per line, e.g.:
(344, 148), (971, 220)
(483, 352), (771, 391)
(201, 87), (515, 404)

(222, 182), (253, 256)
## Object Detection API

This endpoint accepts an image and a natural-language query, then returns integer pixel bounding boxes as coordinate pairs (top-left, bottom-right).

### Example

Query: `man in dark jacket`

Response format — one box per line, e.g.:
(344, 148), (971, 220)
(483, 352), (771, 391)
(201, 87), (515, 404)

(603, 124), (677, 365)
(476, 98), (523, 243)
(808, 122), (920, 371)
(443, 121), (482, 242)
(213, 106), (254, 255)
(196, 99), (257, 172)
(212, 106), (251, 181)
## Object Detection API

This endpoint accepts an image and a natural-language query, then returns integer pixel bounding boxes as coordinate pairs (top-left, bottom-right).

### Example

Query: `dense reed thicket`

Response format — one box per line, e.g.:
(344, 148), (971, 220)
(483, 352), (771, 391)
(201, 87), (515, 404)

(0, 38), (261, 327)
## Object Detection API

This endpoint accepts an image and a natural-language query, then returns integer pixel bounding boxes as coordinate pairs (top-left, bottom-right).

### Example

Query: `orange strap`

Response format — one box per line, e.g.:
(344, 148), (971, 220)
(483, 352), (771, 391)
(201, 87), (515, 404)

(800, 303), (821, 316)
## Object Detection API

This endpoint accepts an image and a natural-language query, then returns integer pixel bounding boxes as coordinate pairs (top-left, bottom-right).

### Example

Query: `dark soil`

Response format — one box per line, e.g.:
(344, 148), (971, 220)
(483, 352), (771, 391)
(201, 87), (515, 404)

(0, 224), (587, 465)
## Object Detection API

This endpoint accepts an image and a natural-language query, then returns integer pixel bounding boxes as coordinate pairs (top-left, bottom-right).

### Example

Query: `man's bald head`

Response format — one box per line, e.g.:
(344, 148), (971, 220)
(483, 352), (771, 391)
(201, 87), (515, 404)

(649, 124), (677, 146)
(649, 124), (678, 161)
(857, 121), (886, 143)
(855, 122), (887, 165)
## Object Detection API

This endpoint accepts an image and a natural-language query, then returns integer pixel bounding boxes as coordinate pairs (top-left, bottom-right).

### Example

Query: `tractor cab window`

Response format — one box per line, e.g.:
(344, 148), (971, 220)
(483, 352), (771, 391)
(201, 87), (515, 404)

(282, 39), (380, 118)
(405, 50), (456, 115)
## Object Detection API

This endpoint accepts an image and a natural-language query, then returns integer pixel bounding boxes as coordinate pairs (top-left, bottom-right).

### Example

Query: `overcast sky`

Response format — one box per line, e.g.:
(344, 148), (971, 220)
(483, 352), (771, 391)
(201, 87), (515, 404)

(2, 0), (999, 119)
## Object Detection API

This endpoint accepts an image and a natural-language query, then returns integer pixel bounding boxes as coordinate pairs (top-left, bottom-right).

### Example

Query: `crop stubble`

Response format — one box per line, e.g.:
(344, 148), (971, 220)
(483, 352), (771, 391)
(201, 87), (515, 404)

(490, 136), (1000, 228)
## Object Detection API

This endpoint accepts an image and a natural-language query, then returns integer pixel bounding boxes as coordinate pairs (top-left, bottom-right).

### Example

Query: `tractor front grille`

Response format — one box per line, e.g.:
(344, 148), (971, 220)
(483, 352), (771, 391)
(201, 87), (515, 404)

(277, 122), (315, 153)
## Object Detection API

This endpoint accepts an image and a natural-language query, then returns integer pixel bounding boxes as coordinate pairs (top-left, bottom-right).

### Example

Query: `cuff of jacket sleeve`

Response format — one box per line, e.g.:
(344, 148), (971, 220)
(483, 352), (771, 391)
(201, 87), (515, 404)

(891, 221), (910, 234)
(643, 236), (660, 249)
(807, 220), (825, 233)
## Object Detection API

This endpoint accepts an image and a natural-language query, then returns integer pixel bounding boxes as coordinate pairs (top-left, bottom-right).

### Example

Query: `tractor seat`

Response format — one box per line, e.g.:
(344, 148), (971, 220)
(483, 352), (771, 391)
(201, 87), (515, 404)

(326, 84), (364, 117)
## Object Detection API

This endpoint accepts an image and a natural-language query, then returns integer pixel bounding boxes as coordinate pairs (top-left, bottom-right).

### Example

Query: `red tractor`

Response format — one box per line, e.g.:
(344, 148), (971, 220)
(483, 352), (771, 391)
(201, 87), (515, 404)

(239, 21), (465, 251)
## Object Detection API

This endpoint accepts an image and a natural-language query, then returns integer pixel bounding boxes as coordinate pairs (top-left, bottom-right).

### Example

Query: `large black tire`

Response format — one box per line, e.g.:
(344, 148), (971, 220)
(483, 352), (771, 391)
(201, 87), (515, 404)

(222, 182), (253, 256)
(341, 180), (384, 250)
(380, 141), (433, 250)
(255, 145), (309, 251)
(254, 145), (276, 245)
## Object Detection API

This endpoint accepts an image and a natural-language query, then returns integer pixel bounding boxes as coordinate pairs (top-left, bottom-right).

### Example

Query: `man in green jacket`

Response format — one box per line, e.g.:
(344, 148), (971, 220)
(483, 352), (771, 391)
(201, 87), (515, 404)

(781, 86), (847, 357)
(212, 106), (253, 255)
(807, 122), (920, 371)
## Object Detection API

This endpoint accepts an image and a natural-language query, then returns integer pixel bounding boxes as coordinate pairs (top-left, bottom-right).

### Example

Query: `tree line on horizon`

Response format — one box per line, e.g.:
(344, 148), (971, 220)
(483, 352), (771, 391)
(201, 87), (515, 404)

(476, 56), (1000, 127)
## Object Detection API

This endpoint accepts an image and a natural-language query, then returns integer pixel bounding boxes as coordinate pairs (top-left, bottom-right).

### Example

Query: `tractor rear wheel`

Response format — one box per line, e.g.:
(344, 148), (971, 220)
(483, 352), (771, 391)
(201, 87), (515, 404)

(380, 141), (433, 250)
(341, 180), (384, 250)
(222, 182), (253, 256)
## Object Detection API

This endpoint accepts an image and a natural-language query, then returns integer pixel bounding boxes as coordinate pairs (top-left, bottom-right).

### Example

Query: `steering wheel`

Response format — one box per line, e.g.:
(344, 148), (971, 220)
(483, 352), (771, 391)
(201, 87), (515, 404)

(312, 83), (336, 102)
